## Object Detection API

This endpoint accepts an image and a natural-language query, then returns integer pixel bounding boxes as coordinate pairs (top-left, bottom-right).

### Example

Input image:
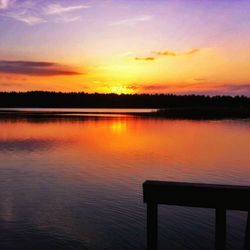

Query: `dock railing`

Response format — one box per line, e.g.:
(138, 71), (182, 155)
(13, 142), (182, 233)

(143, 180), (250, 250)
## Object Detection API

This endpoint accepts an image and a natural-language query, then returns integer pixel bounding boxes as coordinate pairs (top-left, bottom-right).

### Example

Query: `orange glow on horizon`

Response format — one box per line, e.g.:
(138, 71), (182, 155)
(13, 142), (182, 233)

(110, 85), (134, 95)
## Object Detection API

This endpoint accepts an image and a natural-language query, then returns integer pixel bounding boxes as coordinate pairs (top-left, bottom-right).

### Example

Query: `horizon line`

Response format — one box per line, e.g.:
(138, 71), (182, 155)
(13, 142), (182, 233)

(0, 91), (249, 98)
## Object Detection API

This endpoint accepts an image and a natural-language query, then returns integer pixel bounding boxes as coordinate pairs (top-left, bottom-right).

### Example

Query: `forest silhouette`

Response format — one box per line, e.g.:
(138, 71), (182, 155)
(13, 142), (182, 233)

(1, 92), (250, 119)
(0, 91), (249, 108)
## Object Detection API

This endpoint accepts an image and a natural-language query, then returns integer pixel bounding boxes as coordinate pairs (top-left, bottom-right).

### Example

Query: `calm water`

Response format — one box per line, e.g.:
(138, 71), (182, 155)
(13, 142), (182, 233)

(0, 114), (250, 249)
(0, 108), (156, 113)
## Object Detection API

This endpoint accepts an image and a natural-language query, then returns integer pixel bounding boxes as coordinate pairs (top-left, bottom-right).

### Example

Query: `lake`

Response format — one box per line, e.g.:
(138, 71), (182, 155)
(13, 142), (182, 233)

(0, 110), (250, 249)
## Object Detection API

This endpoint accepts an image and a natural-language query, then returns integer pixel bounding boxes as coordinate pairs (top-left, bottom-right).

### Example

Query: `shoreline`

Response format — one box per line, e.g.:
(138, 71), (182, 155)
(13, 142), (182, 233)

(0, 106), (250, 120)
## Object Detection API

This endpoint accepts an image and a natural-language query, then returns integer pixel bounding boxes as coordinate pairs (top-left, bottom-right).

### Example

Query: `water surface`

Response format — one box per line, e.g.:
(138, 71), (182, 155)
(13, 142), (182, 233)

(0, 108), (156, 113)
(0, 114), (250, 249)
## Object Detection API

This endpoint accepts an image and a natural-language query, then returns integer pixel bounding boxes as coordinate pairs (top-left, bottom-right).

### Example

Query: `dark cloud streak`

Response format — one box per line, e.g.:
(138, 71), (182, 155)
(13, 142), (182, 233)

(134, 57), (155, 61)
(155, 51), (177, 56)
(0, 60), (81, 76)
(185, 48), (200, 55)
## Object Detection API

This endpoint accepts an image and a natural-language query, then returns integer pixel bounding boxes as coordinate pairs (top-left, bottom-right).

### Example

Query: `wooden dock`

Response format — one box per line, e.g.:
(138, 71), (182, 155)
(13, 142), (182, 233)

(143, 180), (250, 250)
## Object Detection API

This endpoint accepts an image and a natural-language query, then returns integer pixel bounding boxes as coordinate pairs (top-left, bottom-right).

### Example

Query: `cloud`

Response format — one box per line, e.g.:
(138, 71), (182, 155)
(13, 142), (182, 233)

(216, 84), (250, 95)
(194, 78), (206, 81)
(0, 83), (23, 87)
(110, 15), (153, 26)
(131, 84), (173, 92)
(1, 2), (90, 25)
(155, 48), (200, 57)
(134, 48), (200, 62)
(54, 15), (81, 23)
(185, 49), (200, 55)
(0, 60), (81, 76)
(130, 83), (250, 96)
(0, 0), (12, 9)
(1, 1), (46, 25)
(177, 84), (250, 96)
(45, 3), (90, 15)
(155, 51), (177, 56)
(135, 57), (155, 61)
(5, 11), (46, 25)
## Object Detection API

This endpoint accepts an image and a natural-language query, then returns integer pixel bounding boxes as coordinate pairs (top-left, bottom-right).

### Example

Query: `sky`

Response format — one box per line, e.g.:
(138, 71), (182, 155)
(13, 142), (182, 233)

(1, 0), (250, 95)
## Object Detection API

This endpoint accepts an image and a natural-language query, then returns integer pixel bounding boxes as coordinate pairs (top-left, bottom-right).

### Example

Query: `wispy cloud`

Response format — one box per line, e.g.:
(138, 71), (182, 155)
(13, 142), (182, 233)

(1, 1), (90, 25)
(54, 15), (81, 23)
(110, 15), (153, 26)
(5, 11), (46, 25)
(1, 1), (46, 25)
(45, 3), (90, 15)
(194, 78), (206, 81)
(155, 48), (200, 57)
(185, 49), (200, 55)
(0, 0), (11, 9)
(155, 51), (177, 56)
(135, 57), (155, 61)
(135, 48), (200, 61)
(134, 84), (170, 91)
(0, 60), (81, 76)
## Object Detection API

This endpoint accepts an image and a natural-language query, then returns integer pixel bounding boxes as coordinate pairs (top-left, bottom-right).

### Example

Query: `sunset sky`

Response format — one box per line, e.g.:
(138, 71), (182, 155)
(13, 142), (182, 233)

(1, 0), (250, 95)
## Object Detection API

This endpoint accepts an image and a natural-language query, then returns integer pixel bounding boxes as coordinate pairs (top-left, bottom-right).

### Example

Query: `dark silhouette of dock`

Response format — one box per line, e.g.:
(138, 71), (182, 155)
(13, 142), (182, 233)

(143, 180), (250, 250)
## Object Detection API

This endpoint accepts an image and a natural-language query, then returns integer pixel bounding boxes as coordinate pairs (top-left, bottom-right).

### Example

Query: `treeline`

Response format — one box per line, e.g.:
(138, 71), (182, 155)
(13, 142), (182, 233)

(0, 91), (250, 108)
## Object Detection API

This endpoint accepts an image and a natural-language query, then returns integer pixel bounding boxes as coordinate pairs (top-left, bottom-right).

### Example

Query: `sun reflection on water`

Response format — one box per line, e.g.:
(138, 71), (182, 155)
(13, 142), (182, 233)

(111, 119), (127, 134)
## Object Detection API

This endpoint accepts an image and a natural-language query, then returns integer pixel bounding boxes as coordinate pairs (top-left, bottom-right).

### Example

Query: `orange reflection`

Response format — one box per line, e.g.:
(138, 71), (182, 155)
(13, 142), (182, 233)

(0, 117), (250, 185)
(111, 120), (127, 134)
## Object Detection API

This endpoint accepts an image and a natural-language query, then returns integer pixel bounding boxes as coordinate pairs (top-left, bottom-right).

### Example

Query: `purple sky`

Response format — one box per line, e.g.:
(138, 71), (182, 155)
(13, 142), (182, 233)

(1, 0), (250, 95)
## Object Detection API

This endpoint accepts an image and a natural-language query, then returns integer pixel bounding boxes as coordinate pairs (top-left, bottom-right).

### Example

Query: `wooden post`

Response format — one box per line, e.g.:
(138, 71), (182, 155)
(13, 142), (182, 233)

(147, 202), (158, 250)
(244, 211), (250, 250)
(215, 208), (226, 250)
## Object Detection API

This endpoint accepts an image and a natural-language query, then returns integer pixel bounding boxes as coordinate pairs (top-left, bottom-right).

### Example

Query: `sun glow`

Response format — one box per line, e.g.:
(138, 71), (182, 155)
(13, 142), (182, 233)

(110, 85), (134, 95)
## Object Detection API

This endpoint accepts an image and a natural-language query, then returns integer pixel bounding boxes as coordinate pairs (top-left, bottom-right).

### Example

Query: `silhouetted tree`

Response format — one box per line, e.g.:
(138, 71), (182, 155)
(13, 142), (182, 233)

(0, 91), (249, 108)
